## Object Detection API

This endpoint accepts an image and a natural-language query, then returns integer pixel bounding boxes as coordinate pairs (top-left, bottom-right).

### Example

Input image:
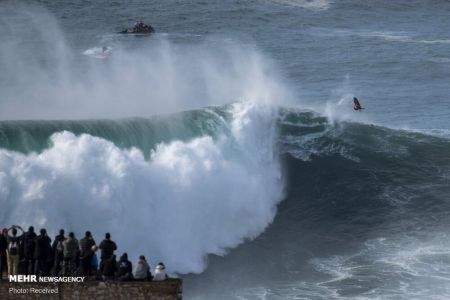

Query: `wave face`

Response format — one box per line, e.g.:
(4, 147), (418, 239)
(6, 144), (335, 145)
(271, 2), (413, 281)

(0, 103), (283, 274)
(184, 109), (450, 299)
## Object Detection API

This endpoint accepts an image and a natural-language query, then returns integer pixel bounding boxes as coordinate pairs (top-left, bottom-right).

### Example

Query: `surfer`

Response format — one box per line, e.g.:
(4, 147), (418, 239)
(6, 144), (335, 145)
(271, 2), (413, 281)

(101, 46), (112, 58)
(353, 97), (363, 111)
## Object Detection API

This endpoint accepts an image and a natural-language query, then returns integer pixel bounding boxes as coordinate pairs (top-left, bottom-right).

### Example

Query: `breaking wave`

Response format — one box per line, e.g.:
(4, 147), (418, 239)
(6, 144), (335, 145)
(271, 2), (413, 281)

(0, 103), (283, 275)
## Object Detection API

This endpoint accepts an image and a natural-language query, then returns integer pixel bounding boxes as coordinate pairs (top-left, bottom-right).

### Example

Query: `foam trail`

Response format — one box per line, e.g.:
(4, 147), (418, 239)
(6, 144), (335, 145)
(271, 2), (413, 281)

(0, 102), (284, 274)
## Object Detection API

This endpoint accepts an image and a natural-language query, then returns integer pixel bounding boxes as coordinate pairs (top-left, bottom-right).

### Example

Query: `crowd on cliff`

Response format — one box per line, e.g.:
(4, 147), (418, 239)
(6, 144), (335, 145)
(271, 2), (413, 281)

(0, 225), (169, 282)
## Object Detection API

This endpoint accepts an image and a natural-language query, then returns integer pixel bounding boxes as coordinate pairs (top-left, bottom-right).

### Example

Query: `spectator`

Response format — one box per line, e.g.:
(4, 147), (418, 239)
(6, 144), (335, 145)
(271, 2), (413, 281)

(34, 228), (52, 276)
(153, 262), (168, 281)
(6, 225), (24, 276)
(22, 226), (37, 275)
(134, 255), (151, 281)
(91, 245), (99, 278)
(62, 232), (78, 276)
(99, 233), (117, 263)
(0, 228), (7, 280)
(117, 253), (133, 281)
(79, 231), (96, 276)
(52, 229), (66, 276)
(99, 254), (117, 281)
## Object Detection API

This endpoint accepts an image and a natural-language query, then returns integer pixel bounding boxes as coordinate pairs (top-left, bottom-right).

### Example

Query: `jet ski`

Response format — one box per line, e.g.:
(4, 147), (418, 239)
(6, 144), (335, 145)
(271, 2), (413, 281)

(120, 22), (155, 34)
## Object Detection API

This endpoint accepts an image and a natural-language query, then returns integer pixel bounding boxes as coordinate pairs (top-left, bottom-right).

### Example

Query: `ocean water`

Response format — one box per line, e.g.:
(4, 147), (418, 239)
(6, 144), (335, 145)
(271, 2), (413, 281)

(1, 0), (450, 299)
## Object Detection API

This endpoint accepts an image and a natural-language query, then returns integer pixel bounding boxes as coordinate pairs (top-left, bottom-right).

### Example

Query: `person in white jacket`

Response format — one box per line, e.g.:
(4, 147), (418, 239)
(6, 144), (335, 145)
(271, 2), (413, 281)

(153, 262), (168, 281)
(133, 255), (151, 280)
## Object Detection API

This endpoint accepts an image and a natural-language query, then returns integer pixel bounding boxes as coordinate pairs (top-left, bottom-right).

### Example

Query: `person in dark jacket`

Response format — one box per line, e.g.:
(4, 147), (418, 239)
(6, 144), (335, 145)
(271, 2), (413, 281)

(52, 229), (66, 276)
(99, 254), (117, 281)
(63, 232), (78, 276)
(0, 228), (7, 280)
(79, 231), (96, 276)
(34, 228), (52, 276)
(99, 233), (117, 264)
(117, 253), (133, 281)
(22, 226), (37, 275)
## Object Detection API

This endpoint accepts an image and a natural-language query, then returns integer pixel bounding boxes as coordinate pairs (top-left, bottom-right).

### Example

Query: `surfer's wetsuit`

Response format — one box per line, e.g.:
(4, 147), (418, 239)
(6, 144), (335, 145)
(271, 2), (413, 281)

(353, 97), (362, 111)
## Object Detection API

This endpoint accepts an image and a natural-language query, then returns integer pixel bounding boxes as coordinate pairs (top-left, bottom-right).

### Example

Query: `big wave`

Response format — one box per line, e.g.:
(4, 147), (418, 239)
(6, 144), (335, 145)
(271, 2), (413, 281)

(0, 2), (292, 275)
(184, 109), (450, 298)
(0, 103), (284, 275)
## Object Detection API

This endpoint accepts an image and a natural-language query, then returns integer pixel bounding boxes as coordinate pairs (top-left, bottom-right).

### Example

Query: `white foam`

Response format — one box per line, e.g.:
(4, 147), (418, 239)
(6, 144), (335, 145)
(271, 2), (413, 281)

(0, 102), (284, 275)
(398, 128), (450, 139)
(274, 0), (333, 10)
(428, 58), (450, 64)
(420, 39), (450, 45)
(83, 47), (112, 59)
(311, 256), (353, 283)
(311, 236), (450, 299)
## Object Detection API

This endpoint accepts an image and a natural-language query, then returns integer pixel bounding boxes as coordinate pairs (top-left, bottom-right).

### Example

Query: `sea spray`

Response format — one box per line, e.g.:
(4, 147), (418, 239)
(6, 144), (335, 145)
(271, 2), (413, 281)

(0, 103), (284, 274)
(0, 2), (292, 120)
(0, 0), (290, 276)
